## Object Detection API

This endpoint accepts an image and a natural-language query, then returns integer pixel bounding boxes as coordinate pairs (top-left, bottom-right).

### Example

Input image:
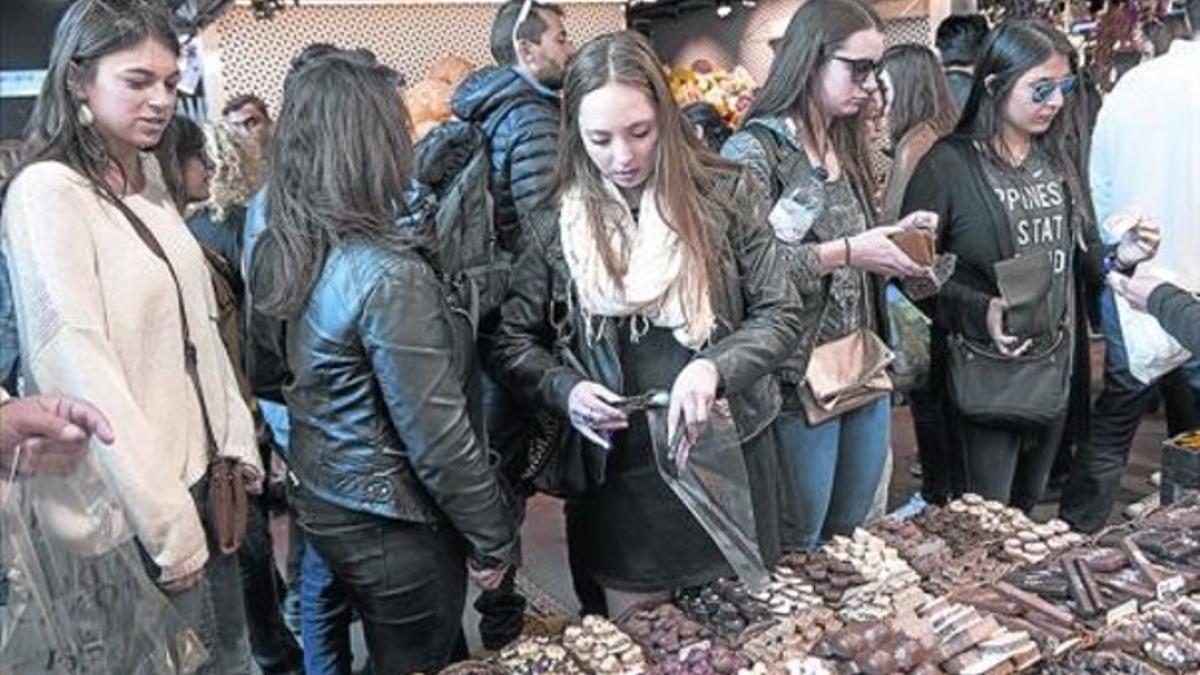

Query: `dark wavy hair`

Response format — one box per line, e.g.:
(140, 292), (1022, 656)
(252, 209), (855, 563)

(4, 0), (178, 201)
(155, 114), (207, 211)
(682, 102), (733, 153)
(957, 20), (1091, 226)
(881, 44), (959, 145)
(556, 31), (738, 301)
(256, 53), (415, 318)
(746, 0), (883, 200)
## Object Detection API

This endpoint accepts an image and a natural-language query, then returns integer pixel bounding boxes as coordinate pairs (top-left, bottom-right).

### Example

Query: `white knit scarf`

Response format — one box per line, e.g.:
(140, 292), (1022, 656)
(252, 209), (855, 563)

(559, 178), (715, 350)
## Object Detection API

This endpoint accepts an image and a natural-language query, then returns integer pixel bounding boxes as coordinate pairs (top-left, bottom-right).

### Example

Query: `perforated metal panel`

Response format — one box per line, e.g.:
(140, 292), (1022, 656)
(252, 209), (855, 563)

(210, 3), (625, 115)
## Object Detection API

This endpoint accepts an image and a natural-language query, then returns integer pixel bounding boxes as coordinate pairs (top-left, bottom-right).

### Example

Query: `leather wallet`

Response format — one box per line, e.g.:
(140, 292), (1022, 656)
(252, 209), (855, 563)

(889, 228), (937, 267)
(994, 252), (1054, 338)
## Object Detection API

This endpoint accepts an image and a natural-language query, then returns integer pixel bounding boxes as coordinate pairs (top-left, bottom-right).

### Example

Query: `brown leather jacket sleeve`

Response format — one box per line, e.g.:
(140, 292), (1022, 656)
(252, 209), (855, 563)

(701, 172), (806, 396)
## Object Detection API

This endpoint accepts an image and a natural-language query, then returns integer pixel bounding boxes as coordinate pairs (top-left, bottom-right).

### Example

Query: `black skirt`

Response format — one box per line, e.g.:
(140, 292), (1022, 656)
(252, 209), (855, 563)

(571, 322), (786, 592)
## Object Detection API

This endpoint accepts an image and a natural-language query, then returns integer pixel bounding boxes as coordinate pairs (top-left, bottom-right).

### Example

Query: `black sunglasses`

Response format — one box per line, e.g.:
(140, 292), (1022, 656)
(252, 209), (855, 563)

(1029, 76), (1079, 104)
(831, 55), (883, 85)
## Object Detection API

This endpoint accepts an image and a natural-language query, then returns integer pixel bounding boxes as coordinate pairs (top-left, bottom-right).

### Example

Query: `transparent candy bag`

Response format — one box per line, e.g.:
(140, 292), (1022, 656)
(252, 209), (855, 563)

(1, 468), (208, 674)
(643, 396), (770, 591)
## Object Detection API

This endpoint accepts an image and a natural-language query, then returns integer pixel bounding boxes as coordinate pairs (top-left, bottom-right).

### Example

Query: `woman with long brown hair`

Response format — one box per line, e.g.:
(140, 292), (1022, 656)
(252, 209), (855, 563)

(1, 0), (261, 671)
(490, 31), (802, 616)
(252, 52), (516, 672)
(879, 44), (958, 223)
(722, 0), (936, 550)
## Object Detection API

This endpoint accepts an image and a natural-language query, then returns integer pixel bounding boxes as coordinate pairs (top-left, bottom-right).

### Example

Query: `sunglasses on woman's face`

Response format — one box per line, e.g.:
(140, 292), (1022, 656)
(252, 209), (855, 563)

(1029, 76), (1078, 104)
(832, 55), (883, 85)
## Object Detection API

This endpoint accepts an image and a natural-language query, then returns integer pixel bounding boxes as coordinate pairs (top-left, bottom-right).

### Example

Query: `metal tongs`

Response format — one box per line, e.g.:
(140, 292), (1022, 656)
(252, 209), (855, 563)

(612, 389), (670, 415)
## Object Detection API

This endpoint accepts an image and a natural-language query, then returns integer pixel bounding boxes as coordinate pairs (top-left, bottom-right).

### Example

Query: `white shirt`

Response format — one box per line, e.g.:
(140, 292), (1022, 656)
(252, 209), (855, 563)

(1089, 39), (1200, 290)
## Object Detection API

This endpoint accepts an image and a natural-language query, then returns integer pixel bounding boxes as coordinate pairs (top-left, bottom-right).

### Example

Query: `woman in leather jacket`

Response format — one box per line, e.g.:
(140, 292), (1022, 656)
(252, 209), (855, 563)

(252, 53), (517, 672)
(489, 32), (804, 618)
(722, 0), (936, 550)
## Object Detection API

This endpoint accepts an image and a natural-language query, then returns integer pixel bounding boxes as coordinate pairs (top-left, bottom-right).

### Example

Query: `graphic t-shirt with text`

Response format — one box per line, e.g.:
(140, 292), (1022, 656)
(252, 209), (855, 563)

(982, 150), (1074, 339)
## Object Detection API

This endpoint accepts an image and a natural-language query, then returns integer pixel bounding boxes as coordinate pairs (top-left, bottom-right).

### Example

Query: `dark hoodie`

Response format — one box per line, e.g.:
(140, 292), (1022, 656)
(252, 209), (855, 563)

(451, 66), (561, 254)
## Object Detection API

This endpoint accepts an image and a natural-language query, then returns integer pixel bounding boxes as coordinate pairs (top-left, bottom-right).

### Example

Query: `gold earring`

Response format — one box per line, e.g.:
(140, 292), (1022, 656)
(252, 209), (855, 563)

(77, 102), (95, 127)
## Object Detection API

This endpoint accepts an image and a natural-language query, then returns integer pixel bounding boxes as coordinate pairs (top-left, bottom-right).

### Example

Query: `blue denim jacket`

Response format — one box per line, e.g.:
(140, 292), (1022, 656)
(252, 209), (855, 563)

(0, 253), (19, 392)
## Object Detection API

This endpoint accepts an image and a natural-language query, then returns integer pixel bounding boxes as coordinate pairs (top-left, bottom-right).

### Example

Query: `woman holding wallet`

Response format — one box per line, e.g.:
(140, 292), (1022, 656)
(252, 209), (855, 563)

(490, 31), (803, 616)
(901, 21), (1160, 511)
(722, 0), (935, 549)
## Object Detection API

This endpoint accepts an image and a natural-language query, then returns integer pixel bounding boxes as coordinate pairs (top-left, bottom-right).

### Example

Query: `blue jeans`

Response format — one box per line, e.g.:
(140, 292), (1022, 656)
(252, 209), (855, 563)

(775, 396), (890, 549)
(1061, 288), (1200, 531)
(298, 515), (355, 675)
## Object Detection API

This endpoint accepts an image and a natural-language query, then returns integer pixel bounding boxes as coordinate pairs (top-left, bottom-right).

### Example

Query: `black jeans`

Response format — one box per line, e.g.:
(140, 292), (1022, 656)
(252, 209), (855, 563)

(1061, 287), (1200, 532)
(1061, 367), (1200, 531)
(476, 371), (529, 649)
(957, 414), (1068, 512)
(910, 386), (959, 504)
(292, 487), (468, 674)
(239, 493), (303, 674)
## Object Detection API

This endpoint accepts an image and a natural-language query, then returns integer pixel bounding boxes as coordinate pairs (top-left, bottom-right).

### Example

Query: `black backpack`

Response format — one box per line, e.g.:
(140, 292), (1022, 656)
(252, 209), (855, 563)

(413, 98), (526, 334)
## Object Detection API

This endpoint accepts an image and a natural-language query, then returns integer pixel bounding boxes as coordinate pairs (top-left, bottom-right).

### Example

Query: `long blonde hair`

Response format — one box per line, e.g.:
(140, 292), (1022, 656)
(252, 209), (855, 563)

(207, 122), (262, 222)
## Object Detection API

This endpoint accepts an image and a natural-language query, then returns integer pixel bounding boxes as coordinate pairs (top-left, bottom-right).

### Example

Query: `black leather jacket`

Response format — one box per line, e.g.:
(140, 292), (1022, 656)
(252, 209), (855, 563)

(282, 240), (517, 566)
(488, 169), (806, 445)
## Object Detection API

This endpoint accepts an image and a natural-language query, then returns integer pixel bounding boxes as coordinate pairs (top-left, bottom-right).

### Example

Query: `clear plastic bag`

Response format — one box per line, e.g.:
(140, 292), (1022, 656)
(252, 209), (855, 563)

(0, 474), (208, 674)
(646, 401), (770, 591)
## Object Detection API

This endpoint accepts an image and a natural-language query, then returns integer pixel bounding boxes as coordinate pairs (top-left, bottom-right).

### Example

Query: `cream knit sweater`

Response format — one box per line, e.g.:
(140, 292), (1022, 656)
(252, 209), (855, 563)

(1, 157), (261, 581)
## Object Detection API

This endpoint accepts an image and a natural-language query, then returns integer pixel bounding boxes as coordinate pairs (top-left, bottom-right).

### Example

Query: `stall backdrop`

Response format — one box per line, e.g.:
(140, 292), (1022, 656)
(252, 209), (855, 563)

(636, 0), (949, 84)
(204, 0), (627, 116)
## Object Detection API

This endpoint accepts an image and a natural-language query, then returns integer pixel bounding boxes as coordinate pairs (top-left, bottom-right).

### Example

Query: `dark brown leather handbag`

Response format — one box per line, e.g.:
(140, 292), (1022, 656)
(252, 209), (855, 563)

(112, 197), (248, 555)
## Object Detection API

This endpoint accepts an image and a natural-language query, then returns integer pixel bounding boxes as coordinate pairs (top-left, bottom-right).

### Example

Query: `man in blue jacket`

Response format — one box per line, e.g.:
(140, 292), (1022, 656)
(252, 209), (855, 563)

(450, 0), (578, 649)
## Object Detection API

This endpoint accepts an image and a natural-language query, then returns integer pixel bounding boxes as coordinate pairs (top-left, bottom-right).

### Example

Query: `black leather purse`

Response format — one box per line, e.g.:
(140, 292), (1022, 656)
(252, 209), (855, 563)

(946, 324), (1072, 428)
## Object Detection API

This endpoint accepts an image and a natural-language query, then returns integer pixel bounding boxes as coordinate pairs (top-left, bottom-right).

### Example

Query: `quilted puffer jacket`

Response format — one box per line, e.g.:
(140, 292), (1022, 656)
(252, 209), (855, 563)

(451, 66), (561, 254)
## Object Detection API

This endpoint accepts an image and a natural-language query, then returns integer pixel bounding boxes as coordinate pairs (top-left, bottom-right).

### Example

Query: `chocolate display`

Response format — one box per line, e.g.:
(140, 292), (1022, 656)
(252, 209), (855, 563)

(675, 579), (774, 643)
(619, 604), (711, 661)
(457, 492), (1200, 675)
(496, 637), (584, 675)
(641, 642), (755, 675)
(561, 616), (649, 674)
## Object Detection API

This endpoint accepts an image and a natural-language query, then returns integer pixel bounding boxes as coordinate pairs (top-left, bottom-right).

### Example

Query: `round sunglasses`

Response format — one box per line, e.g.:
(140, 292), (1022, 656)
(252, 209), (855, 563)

(1029, 76), (1079, 104)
